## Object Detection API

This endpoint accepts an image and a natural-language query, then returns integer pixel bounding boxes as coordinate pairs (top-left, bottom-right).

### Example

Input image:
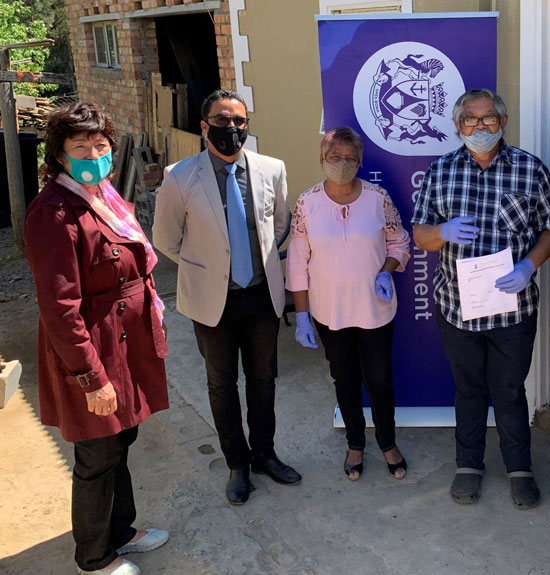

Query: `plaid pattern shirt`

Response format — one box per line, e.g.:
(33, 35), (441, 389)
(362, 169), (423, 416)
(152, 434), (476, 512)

(411, 142), (550, 331)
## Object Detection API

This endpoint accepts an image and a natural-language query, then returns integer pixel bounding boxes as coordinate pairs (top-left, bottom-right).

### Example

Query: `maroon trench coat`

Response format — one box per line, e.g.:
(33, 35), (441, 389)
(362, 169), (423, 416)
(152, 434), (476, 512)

(24, 179), (169, 442)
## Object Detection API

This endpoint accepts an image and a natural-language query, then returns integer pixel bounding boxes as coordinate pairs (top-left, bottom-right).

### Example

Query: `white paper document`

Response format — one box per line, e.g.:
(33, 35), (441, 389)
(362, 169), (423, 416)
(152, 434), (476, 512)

(456, 247), (518, 321)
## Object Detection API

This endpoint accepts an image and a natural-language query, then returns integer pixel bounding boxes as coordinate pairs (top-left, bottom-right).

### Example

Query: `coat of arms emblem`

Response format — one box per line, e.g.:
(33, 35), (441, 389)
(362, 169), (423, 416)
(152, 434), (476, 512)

(353, 42), (464, 156)
(370, 54), (448, 145)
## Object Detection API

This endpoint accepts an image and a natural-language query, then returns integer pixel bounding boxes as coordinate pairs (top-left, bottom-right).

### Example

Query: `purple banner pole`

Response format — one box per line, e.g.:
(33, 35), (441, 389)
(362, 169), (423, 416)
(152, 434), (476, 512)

(317, 13), (497, 416)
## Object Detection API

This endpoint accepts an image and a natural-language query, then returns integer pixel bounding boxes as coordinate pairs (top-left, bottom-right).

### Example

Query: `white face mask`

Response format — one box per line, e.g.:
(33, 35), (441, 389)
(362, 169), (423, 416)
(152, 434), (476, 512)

(459, 129), (502, 154)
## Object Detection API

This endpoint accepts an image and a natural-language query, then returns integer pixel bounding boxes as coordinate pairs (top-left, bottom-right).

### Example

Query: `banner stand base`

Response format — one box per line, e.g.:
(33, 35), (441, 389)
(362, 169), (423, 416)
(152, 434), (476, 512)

(333, 406), (496, 428)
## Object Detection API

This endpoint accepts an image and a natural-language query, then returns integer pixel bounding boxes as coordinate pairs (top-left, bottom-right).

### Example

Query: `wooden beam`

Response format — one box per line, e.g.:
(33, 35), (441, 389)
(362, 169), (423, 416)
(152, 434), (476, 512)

(0, 50), (26, 257)
(128, 1), (220, 19)
(0, 70), (74, 85)
(0, 40), (54, 50)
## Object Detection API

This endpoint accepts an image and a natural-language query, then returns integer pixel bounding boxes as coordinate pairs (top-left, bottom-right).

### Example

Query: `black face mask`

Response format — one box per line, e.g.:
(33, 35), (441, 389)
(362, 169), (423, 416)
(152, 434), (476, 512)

(207, 125), (248, 156)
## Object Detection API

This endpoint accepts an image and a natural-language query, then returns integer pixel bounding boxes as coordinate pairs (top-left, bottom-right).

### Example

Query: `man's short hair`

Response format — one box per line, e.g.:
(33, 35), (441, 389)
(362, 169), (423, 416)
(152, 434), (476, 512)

(452, 89), (508, 124)
(201, 89), (248, 120)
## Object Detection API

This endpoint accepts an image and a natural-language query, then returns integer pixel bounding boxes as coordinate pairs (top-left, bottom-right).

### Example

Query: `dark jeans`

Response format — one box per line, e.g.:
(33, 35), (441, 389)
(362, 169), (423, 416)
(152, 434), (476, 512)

(72, 427), (138, 571)
(436, 309), (537, 472)
(315, 320), (396, 452)
(193, 281), (279, 469)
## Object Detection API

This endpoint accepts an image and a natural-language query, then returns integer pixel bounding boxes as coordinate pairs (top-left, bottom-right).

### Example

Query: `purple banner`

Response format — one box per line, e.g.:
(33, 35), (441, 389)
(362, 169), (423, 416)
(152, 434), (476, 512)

(317, 14), (497, 406)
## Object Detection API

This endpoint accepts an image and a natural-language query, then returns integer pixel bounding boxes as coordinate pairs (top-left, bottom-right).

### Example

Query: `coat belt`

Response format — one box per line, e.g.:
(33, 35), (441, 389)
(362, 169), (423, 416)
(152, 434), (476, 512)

(83, 276), (148, 303)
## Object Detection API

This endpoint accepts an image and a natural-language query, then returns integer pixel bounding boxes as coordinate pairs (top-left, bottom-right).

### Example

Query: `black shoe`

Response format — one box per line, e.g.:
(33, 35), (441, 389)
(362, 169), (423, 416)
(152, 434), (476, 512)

(226, 467), (254, 505)
(344, 450), (364, 481)
(386, 457), (407, 479)
(450, 468), (484, 504)
(251, 456), (302, 485)
(509, 471), (541, 509)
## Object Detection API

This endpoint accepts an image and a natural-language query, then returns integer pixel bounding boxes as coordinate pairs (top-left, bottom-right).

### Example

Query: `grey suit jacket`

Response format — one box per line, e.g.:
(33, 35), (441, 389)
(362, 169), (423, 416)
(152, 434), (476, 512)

(152, 149), (289, 327)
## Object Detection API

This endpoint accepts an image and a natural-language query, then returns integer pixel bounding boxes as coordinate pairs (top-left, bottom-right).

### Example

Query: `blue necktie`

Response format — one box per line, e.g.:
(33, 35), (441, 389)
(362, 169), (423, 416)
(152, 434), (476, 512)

(225, 163), (253, 288)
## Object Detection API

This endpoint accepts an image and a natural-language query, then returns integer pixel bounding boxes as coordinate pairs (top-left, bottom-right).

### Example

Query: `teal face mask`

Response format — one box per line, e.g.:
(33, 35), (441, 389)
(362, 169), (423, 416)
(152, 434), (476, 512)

(64, 150), (112, 185)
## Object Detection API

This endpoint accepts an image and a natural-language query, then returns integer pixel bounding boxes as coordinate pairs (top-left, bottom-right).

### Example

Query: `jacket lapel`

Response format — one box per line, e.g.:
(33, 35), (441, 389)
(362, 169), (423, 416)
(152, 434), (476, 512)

(197, 150), (229, 241)
(53, 181), (139, 246)
(245, 151), (265, 235)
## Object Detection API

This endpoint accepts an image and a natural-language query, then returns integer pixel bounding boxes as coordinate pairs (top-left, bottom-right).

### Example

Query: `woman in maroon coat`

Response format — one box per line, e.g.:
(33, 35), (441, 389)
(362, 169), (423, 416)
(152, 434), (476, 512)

(25, 102), (169, 575)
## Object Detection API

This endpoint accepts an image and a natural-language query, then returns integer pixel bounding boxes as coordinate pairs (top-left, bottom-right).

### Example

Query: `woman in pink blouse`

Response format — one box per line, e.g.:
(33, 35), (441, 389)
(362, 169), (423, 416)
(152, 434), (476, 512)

(286, 127), (410, 480)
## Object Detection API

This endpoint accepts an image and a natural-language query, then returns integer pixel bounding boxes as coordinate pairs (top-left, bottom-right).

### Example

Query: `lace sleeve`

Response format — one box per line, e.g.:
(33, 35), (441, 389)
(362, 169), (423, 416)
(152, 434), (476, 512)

(290, 196), (307, 238)
(382, 189), (404, 233)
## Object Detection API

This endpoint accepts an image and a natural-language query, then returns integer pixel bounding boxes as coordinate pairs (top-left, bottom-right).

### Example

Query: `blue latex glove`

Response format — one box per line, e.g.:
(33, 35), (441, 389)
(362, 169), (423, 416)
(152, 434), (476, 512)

(495, 258), (536, 294)
(375, 271), (393, 301)
(295, 311), (318, 349)
(440, 216), (480, 245)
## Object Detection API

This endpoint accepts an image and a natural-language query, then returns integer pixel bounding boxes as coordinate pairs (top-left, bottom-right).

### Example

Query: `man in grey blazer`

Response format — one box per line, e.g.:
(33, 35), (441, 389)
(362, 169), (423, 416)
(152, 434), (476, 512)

(153, 89), (301, 504)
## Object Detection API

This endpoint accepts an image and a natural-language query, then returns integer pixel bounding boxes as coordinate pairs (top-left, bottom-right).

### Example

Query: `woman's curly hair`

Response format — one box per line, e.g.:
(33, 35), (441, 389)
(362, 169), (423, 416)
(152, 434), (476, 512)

(40, 101), (118, 183)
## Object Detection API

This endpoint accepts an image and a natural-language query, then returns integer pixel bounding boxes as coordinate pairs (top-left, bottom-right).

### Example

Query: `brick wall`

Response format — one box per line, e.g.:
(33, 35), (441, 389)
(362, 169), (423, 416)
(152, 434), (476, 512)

(64, 0), (236, 138)
(214, 1), (235, 90)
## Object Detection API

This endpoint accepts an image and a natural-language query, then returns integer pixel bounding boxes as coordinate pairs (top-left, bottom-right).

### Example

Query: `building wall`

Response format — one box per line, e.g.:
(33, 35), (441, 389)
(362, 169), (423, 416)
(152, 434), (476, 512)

(239, 0), (521, 208)
(414, 0), (521, 145)
(239, 0), (324, 203)
(64, 0), (236, 138)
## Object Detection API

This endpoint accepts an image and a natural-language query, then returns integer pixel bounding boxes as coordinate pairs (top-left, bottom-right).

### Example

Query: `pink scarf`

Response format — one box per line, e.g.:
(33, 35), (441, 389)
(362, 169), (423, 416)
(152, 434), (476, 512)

(56, 173), (164, 324)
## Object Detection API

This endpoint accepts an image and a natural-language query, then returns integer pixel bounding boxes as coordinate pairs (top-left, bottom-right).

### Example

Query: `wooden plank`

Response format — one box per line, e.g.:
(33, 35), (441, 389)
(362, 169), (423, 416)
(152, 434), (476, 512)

(120, 134), (134, 194)
(0, 70), (74, 85)
(0, 49), (26, 256)
(123, 134), (144, 202)
(0, 39), (54, 50)
(165, 134), (171, 166)
(145, 80), (153, 149)
(175, 84), (188, 131)
(156, 85), (173, 129)
(111, 134), (130, 192)
(150, 73), (163, 154)
(15, 94), (36, 108)
(169, 128), (201, 164)
(123, 155), (136, 202)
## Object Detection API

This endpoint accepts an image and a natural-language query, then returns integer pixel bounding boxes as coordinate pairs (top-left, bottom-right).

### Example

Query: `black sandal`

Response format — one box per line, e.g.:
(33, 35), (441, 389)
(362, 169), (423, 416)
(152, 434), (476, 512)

(344, 450), (364, 480)
(386, 457), (407, 479)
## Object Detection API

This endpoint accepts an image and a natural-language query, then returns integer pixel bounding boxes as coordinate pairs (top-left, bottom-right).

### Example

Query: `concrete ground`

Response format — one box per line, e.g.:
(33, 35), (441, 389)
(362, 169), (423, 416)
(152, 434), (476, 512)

(2, 245), (550, 575)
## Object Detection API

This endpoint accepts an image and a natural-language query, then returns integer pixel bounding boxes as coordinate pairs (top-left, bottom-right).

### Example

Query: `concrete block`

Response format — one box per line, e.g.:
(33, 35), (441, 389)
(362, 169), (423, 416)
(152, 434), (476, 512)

(0, 360), (22, 408)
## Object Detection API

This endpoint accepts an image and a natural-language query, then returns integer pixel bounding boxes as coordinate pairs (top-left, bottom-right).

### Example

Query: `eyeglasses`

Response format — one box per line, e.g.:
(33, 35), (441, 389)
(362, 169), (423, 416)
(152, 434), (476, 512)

(207, 114), (250, 129)
(324, 155), (359, 165)
(460, 116), (500, 127)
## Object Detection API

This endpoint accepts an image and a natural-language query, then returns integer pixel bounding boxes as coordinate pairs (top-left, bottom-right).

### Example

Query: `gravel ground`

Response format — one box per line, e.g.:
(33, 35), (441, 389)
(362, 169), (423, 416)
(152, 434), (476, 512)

(0, 226), (38, 367)
(0, 226), (36, 303)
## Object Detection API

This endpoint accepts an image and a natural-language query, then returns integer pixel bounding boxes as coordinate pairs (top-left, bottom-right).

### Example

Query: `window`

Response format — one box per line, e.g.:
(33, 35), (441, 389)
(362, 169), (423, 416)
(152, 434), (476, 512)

(319, 0), (412, 14)
(93, 23), (119, 68)
(331, 5), (401, 13)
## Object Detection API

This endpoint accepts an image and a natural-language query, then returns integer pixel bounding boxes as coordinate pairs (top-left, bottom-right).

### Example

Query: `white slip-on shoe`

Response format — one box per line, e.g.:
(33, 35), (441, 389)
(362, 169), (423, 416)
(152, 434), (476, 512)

(117, 529), (169, 555)
(76, 558), (140, 575)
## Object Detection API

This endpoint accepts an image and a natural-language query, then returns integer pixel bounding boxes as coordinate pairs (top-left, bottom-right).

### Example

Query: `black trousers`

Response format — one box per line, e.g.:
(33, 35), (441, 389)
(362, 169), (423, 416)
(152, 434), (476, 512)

(193, 281), (280, 469)
(72, 427), (138, 571)
(315, 320), (396, 452)
(436, 309), (537, 472)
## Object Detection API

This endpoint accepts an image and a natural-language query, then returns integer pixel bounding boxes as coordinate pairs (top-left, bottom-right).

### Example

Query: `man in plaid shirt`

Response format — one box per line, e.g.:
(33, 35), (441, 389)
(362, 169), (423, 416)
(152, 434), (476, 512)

(412, 89), (550, 509)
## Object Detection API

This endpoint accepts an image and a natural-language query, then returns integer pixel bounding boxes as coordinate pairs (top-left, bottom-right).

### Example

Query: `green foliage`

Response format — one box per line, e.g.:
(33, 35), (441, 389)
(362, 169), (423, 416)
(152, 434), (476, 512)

(23, 0), (74, 84)
(0, 0), (52, 96)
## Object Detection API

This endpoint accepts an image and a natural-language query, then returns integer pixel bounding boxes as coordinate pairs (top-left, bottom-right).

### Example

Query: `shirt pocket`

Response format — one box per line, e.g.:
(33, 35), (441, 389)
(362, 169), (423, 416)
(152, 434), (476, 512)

(86, 241), (125, 292)
(498, 192), (530, 233)
(179, 255), (206, 269)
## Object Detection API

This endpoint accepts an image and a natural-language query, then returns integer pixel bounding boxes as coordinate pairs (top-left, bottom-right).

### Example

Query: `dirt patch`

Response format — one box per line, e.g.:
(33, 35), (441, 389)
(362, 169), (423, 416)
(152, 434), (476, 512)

(0, 227), (36, 303)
